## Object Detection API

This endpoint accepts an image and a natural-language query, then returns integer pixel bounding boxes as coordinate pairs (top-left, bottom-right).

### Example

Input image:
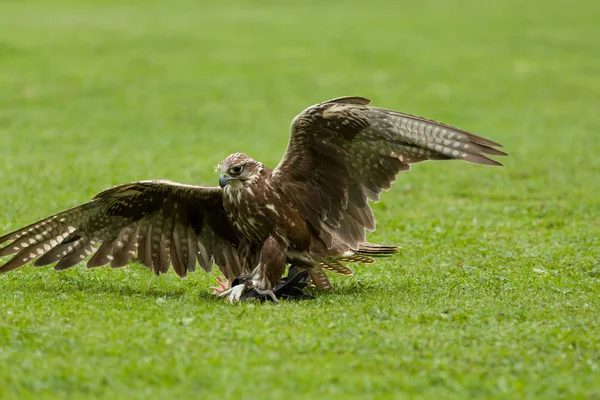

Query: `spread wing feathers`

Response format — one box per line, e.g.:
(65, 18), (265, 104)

(274, 96), (506, 249)
(0, 180), (244, 278)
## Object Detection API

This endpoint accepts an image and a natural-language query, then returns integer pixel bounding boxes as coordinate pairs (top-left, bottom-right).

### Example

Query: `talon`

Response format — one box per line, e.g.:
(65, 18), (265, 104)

(253, 288), (280, 304)
(211, 276), (230, 295)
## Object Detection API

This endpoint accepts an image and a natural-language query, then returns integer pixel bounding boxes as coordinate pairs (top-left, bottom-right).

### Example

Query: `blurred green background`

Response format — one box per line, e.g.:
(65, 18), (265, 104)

(1, 0), (599, 399)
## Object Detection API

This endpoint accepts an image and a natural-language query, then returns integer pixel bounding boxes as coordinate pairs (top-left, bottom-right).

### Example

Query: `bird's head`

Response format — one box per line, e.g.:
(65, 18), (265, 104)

(218, 153), (263, 189)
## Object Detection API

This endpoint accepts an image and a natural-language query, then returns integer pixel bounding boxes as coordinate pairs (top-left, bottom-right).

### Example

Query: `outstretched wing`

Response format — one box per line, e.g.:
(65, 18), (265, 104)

(0, 180), (244, 278)
(273, 96), (507, 249)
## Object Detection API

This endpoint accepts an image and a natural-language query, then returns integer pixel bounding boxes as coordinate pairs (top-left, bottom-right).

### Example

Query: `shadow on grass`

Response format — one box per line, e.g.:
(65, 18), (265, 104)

(306, 278), (417, 301)
(2, 269), (216, 301)
(2, 266), (418, 305)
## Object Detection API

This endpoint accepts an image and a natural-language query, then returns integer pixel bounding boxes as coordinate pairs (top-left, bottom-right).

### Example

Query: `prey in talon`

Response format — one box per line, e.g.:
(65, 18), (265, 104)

(0, 96), (507, 302)
(218, 267), (313, 303)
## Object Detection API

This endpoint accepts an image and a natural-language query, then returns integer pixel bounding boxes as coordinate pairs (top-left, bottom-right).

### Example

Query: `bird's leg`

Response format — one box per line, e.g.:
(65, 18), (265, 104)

(223, 235), (287, 303)
(252, 237), (287, 289)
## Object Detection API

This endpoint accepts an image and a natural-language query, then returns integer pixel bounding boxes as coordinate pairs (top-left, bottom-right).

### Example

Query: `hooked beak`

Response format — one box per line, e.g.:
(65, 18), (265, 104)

(219, 175), (233, 188)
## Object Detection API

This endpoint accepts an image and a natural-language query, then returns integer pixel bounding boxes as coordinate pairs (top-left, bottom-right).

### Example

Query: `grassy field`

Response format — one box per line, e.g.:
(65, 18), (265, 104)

(1, 0), (599, 398)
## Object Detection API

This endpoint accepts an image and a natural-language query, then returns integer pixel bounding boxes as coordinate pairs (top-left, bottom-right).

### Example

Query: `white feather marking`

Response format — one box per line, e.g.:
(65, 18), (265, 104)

(265, 204), (278, 215)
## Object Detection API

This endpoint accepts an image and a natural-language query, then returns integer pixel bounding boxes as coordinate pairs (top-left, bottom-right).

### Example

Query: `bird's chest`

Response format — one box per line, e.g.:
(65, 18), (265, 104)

(223, 185), (273, 243)
(222, 183), (311, 251)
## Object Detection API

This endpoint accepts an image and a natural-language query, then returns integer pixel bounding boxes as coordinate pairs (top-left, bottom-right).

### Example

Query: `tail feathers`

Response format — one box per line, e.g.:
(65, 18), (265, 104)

(356, 242), (400, 256)
(320, 260), (354, 276)
(316, 243), (399, 277)
(308, 268), (333, 290)
(338, 254), (375, 264)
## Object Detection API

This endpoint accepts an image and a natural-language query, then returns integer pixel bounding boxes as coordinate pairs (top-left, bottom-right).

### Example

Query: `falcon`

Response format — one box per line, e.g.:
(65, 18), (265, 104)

(0, 96), (506, 302)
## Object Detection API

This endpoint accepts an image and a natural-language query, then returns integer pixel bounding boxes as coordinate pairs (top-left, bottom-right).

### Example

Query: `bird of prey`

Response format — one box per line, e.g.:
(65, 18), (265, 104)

(0, 96), (506, 302)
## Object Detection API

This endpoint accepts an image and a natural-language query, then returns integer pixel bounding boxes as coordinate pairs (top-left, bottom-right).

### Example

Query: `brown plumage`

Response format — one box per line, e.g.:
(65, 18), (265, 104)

(0, 96), (506, 301)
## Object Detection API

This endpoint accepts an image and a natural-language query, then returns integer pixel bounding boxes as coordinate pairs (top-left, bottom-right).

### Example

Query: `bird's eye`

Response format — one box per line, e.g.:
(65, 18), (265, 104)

(230, 165), (244, 175)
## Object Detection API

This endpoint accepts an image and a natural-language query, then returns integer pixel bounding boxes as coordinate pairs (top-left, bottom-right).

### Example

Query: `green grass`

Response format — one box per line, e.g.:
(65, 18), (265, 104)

(1, 0), (599, 398)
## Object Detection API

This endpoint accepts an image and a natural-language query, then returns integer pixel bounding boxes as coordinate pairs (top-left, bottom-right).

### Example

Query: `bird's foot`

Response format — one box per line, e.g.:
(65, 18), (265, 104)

(218, 267), (313, 303)
(210, 276), (230, 295)
(248, 287), (280, 303)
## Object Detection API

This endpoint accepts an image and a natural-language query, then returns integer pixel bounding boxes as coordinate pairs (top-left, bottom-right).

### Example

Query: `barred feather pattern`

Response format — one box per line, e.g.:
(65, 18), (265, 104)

(308, 268), (333, 289)
(1, 96), (505, 296)
(320, 260), (355, 276)
(318, 242), (400, 276)
(0, 181), (246, 279)
(274, 96), (506, 250)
